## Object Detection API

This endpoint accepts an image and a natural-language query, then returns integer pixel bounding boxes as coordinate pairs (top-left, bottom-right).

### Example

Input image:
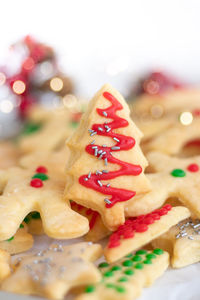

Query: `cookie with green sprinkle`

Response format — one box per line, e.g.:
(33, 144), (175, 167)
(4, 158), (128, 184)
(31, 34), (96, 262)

(75, 249), (169, 300)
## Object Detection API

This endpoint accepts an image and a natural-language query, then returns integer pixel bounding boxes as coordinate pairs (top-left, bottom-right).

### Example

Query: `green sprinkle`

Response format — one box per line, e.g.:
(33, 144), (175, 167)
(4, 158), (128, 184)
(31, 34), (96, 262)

(115, 286), (126, 293)
(24, 215), (31, 224)
(171, 169), (186, 178)
(32, 173), (49, 181)
(103, 271), (114, 277)
(111, 265), (121, 271)
(125, 253), (133, 258)
(124, 269), (134, 276)
(134, 263), (143, 269)
(118, 276), (128, 282)
(31, 212), (41, 219)
(132, 255), (142, 262)
(22, 122), (42, 135)
(7, 236), (14, 242)
(153, 248), (164, 255)
(136, 249), (147, 255)
(143, 259), (152, 264)
(106, 283), (115, 289)
(122, 260), (133, 267)
(146, 253), (156, 260)
(98, 262), (109, 268)
(85, 285), (95, 293)
(19, 224), (24, 228)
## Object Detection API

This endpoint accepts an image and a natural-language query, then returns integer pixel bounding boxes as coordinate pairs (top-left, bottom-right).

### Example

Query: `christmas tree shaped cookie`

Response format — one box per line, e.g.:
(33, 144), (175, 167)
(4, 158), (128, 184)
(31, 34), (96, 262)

(0, 166), (89, 241)
(2, 242), (102, 300)
(76, 248), (169, 300)
(104, 205), (190, 263)
(152, 218), (200, 268)
(64, 84), (151, 230)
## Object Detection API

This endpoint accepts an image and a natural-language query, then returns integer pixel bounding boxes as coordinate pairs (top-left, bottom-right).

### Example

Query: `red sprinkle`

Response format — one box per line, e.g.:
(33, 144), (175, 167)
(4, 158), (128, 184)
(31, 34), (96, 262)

(187, 163), (199, 173)
(192, 109), (200, 117)
(30, 178), (43, 188)
(36, 166), (48, 174)
(108, 204), (172, 248)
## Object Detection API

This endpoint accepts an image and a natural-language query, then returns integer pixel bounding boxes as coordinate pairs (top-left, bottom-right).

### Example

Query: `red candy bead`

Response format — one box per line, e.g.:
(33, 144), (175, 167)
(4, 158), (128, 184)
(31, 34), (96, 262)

(30, 178), (43, 188)
(192, 109), (200, 117)
(187, 163), (199, 173)
(36, 166), (48, 174)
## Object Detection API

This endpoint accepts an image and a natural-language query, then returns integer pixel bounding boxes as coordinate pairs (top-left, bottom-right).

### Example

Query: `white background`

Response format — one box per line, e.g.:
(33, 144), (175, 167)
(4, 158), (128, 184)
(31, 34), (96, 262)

(0, 0), (200, 98)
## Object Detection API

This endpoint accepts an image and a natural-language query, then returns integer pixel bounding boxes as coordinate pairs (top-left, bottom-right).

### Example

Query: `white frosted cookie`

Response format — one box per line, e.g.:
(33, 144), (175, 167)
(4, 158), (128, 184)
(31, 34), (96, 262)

(2, 242), (102, 300)
(0, 166), (88, 241)
(64, 84), (151, 231)
(152, 218), (200, 268)
(104, 205), (190, 263)
(76, 248), (169, 300)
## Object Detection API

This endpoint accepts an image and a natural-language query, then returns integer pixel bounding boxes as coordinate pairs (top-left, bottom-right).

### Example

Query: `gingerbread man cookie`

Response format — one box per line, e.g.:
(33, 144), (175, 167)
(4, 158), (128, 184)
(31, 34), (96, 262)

(0, 166), (89, 241)
(104, 205), (190, 263)
(2, 242), (102, 300)
(152, 218), (200, 268)
(76, 248), (169, 300)
(64, 84), (151, 231)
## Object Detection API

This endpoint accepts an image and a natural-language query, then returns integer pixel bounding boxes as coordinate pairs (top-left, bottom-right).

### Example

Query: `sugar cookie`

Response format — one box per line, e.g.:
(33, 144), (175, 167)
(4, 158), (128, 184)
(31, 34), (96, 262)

(104, 205), (190, 263)
(152, 218), (200, 268)
(0, 249), (11, 282)
(0, 166), (88, 241)
(76, 248), (169, 300)
(2, 242), (102, 300)
(64, 84), (151, 231)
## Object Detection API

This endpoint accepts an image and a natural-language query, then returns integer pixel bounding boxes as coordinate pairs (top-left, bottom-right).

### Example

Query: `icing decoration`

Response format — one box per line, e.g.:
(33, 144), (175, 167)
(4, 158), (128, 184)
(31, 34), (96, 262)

(22, 122), (42, 135)
(79, 91), (142, 208)
(36, 166), (48, 174)
(70, 201), (99, 229)
(171, 169), (186, 177)
(6, 236), (14, 242)
(192, 109), (200, 117)
(30, 178), (43, 188)
(84, 249), (165, 295)
(108, 204), (172, 248)
(187, 163), (199, 172)
(30, 166), (49, 188)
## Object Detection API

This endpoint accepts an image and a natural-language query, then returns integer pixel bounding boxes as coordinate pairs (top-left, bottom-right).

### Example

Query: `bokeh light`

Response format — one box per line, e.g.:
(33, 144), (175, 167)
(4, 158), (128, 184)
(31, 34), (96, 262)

(50, 77), (63, 92)
(12, 80), (26, 94)
(150, 104), (164, 118)
(63, 94), (77, 108)
(179, 111), (193, 125)
(0, 72), (6, 86)
(23, 57), (35, 71)
(0, 100), (13, 113)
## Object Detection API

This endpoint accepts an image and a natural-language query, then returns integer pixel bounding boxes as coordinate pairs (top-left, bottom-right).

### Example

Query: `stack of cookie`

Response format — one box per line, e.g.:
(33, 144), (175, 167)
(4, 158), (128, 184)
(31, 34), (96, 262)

(0, 83), (199, 299)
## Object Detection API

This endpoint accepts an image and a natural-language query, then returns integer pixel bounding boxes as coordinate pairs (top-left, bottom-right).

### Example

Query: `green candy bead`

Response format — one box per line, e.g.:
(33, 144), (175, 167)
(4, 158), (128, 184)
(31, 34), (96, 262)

(153, 248), (164, 255)
(70, 121), (79, 128)
(118, 276), (128, 282)
(136, 249), (147, 255)
(19, 224), (24, 228)
(146, 253), (156, 260)
(103, 271), (114, 277)
(171, 169), (186, 177)
(143, 259), (152, 265)
(124, 269), (134, 276)
(99, 262), (109, 268)
(111, 265), (121, 271)
(132, 255), (142, 262)
(125, 253), (133, 258)
(23, 122), (42, 135)
(24, 215), (31, 224)
(134, 263), (143, 269)
(7, 236), (14, 242)
(31, 212), (41, 219)
(85, 285), (95, 293)
(32, 173), (49, 181)
(122, 260), (133, 267)
(115, 286), (126, 293)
